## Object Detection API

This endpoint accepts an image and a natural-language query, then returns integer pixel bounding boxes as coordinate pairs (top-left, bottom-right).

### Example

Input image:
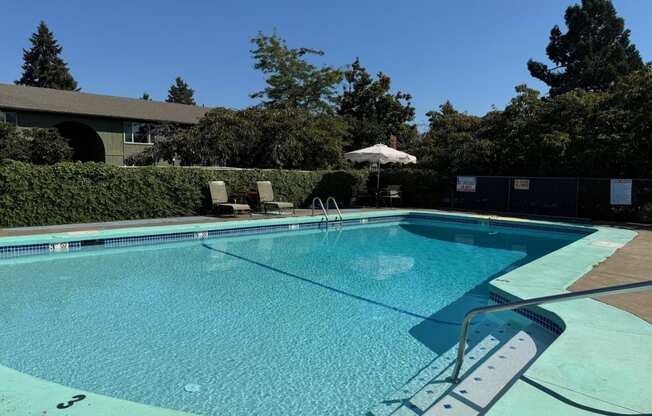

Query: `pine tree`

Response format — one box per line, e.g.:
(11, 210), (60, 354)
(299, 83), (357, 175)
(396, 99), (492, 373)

(15, 21), (78, 91)
(166, 77), (196, 105)
(528, 0), (644, 95)
(141, 93), (151, 100)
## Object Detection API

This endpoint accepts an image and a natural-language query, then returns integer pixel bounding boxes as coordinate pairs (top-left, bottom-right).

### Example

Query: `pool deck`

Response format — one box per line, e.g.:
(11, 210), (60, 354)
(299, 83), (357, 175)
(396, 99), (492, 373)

(485, 220), (650, 416)
(0, 209), (650, 416)
(569, 224), (652, 323)
(0, 208), (380, 237)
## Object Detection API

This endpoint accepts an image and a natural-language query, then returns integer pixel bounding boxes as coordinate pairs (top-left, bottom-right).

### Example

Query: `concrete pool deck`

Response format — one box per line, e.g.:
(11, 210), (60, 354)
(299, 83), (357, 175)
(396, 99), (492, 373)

(570, 224), (652, 323)
(0, 208), (383, 237)
(0, 210), (650, 415)
(486, 223), (651, 416)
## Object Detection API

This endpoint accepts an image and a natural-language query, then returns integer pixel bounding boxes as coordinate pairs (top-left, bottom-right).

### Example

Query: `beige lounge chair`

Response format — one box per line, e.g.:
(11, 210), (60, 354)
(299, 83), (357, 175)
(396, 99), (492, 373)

(209, 181), (251, 217)
(256, 181), (295, 215)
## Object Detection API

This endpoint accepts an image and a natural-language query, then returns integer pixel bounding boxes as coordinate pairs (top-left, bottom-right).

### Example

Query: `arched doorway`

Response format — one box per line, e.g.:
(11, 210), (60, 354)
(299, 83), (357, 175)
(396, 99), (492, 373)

(55, 121), (106, 162)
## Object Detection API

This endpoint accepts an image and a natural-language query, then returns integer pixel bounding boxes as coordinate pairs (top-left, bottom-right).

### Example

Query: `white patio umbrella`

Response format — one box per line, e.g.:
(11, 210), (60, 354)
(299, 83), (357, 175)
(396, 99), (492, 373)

(344, 144), (417, 203)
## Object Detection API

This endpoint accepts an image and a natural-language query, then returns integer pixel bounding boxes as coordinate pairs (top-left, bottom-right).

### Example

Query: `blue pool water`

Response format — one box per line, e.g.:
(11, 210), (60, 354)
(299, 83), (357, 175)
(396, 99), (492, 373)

(0, 218), (584, 415)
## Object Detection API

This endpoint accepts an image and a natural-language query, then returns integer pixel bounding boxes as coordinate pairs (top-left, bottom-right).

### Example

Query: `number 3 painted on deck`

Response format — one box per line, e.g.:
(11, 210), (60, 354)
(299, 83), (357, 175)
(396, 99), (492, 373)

(56, 394), (86, 409)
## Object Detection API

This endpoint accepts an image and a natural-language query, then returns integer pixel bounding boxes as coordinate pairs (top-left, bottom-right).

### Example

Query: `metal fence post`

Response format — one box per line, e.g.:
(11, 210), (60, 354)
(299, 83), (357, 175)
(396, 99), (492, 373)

(575, 178), (580, 218)
(506, 177), (512, 212)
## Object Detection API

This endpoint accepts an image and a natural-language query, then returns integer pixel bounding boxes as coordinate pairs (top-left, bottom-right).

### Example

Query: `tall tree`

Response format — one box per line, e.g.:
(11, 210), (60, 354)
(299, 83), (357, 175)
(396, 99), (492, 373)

(528, 0), (644, 96)
(420, 101), (490, 174)
(245, 107), (346, 169)
(141, 92), (151, 100)
(166, 77), (196, 105)
(140, 106), (346, 169)
(16, 21), (78, 90)
(250, 32), (342, 114)
(338, 58), (416, 150)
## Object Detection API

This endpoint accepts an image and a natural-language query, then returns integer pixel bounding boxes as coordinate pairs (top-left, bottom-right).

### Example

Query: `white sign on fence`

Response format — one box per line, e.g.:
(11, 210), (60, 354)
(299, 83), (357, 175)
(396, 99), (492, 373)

(456, 176), (477, 192)
(514, 179), (530, 190)
(610, 179), (632, 205)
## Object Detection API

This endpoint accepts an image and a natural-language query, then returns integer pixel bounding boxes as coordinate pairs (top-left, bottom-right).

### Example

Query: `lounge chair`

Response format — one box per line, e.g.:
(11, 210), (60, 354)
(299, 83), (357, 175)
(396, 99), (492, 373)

(256, 181), (295, 215)
(380, 185), (402, 207)
(209, 181), (252, 217)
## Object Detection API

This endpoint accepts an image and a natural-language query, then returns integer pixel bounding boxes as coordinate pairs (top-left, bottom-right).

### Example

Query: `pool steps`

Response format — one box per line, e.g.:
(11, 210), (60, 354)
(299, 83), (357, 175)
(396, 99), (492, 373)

(368, 319), (554, 416)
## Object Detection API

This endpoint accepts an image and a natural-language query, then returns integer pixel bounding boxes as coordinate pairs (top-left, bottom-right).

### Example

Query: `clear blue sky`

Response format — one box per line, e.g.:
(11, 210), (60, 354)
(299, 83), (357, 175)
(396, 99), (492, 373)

(1, 0), (650, 126)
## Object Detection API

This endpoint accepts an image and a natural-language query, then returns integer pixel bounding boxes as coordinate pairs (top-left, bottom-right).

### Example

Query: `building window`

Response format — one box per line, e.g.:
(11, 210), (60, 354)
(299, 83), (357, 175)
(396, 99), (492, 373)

(133, 123), (149, 143)
(123, 121), (155, 144)
(0, 110), (18, 125)
(123, 122), (133, 143)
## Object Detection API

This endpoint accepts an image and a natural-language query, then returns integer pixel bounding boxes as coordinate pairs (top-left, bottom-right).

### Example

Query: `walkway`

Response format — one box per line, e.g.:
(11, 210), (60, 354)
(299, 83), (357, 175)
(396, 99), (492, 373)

(570, 224), (652, 323)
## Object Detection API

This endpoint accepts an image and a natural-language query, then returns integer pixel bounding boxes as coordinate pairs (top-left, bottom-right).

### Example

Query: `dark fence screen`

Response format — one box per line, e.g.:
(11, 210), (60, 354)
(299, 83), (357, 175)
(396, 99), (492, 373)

(445, 176), (652, 223)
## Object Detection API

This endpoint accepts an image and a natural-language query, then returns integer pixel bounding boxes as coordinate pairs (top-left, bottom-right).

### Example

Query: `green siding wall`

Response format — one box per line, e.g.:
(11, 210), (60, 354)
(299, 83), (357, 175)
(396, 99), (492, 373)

(13, 110), (128, 165)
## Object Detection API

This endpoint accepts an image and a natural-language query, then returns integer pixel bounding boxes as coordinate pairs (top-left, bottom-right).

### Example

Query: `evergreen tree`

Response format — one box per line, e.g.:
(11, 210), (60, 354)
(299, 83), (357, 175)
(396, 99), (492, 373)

(166, 77), (196, 105)
(250, 32), (342, 114)
(141, 93), (151, 100)
(338, 58), (416, 150)
(528, 0), (644, 95)
(16, 21), (78, 90)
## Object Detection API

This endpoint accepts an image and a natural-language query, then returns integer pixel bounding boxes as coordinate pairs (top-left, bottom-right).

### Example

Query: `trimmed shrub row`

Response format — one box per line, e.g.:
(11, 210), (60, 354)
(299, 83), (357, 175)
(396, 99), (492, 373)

(0, 161), (369, 227)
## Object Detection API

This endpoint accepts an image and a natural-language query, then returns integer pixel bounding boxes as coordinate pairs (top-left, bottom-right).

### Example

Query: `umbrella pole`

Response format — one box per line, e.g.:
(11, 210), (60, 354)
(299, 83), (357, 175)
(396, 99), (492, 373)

(376, 163), (381, 208)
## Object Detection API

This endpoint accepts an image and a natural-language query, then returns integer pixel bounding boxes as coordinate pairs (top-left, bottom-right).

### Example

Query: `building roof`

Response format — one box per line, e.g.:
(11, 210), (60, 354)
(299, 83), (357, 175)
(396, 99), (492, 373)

(0, 83), (211, 124)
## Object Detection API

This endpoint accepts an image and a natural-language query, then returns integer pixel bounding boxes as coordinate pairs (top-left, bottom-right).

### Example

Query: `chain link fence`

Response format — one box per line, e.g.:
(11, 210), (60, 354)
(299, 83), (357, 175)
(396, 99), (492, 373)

(443, 176), (652, 223)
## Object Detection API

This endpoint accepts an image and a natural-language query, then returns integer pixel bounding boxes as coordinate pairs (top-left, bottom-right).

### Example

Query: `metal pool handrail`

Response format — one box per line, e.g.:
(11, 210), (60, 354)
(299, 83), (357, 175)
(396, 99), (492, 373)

(449, 280), (652, 383)
(326, 197), (343, 222)
(311, 197), (329, 221)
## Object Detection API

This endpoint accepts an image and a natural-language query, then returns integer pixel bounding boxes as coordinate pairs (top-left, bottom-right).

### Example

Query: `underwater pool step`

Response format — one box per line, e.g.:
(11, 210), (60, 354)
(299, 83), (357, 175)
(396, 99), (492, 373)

(367, 318), (507, 416)
(368, 319), (555, 416)
(424, 323), (554, 415)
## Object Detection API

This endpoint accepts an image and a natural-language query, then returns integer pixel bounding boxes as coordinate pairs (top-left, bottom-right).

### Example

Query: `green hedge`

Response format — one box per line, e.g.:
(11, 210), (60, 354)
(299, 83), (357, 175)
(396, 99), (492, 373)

(0, 161), (368, 227)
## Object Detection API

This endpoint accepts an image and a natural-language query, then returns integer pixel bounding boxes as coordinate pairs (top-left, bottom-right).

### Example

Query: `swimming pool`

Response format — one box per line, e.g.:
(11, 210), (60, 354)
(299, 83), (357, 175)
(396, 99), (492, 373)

(0, 213), (591, 415)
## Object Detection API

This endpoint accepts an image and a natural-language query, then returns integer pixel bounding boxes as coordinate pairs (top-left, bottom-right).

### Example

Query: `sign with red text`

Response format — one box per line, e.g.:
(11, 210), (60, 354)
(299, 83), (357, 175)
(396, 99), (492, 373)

(456, 176), (476, 192)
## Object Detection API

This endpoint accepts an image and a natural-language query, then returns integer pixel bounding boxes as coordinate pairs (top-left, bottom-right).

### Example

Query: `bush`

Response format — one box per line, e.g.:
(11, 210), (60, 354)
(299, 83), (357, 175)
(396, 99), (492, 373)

(124, 146), (156, 166)
(0, 161), (368, 227)
(0, 123), (72, 164)
(0, 123), (31, 162)
(127, 107), (348, 170)
(26, 128), (73, 164)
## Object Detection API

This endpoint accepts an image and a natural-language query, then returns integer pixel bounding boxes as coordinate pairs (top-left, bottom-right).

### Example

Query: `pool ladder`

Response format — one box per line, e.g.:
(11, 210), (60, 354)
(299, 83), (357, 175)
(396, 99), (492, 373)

(448, 279), (652, 383)
(311, 197), (343, 224)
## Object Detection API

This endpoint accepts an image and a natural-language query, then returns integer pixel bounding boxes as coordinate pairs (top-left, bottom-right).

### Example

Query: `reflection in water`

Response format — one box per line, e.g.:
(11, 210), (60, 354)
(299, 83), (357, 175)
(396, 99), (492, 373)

(352, 255), (416, 280)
